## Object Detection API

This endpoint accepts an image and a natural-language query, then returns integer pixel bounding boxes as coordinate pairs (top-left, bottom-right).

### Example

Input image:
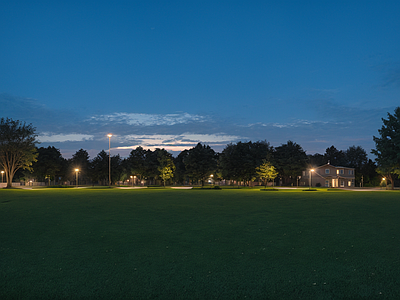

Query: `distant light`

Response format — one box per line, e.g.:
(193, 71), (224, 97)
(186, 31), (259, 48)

(107, 134), (113, 138)
(311, 169), (315, 172)
(75, 169), (79, 172)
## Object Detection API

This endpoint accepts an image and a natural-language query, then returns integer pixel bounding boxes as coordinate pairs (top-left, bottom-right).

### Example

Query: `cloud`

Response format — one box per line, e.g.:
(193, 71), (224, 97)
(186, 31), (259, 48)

(38, 133), (94, 143)
(1, 93), (390, 158)
(88, 112), (207, 126)
(114, 133), (243, 152)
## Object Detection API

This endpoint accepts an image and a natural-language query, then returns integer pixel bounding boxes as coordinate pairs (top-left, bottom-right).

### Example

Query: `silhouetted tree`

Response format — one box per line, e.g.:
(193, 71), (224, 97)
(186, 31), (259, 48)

(344, 145), (368, 186)
(324, 145), (346, 166)
(184, 143), (217, 186)
(275, 140), (307, 185)
(125, 146), (147, 181)
(68, 149), (91, 185)
(308, 153), (326, 167)
(372, 107), (400, 189)
(31, 146), (66, 184)
(220, 141), (273, 186)
(174, 149), (189, 185)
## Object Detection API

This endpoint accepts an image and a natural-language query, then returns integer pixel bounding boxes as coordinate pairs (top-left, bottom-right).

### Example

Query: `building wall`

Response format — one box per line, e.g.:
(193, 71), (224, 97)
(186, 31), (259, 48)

(300, 164), (355, 187)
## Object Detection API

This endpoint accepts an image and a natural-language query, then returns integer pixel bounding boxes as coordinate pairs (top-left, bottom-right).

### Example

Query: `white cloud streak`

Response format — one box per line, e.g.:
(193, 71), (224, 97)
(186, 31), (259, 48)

(38, 133), (94, 143)
(89, 112), (207, 126)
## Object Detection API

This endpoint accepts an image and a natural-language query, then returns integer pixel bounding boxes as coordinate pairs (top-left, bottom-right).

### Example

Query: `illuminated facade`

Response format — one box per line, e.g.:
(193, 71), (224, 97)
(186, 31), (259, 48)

(300, 163), (355, 188)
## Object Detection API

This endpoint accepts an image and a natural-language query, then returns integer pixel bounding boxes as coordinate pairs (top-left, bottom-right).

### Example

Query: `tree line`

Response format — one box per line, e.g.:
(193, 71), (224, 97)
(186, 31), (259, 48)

(1, 107), (399, 188)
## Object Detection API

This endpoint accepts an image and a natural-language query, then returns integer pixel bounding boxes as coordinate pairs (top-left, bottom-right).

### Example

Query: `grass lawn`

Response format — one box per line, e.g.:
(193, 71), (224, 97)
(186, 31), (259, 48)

(0, 188), (399, 299)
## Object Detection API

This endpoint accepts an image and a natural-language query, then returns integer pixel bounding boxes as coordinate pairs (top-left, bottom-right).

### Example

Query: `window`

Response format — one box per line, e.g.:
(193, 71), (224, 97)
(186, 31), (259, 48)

(340, 181), (344, 187)
(348, 181), (352, 187)
(339, 169), (344, 175)
(302, 171), (306, 176)
(325, 169), (330, 174)
(325, 180), (329, 187)
(349, 170), (354, 175)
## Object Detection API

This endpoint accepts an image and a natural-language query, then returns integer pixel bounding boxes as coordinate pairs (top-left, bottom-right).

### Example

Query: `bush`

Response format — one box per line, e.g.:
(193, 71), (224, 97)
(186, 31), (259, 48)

(47, 185), (75, 188)
(315, 183), (321, 187)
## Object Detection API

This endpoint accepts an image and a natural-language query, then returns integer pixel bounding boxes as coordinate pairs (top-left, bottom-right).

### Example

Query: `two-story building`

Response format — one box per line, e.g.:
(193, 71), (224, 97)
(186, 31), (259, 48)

(300, 163), (355, 188)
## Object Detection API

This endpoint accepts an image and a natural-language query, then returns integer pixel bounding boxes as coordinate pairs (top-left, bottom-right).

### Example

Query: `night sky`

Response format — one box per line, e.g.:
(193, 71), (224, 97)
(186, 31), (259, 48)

(1, 1), (399, 158)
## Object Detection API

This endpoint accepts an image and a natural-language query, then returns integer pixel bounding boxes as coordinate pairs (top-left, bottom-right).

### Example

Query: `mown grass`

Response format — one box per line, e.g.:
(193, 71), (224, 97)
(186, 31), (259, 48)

(0, 188), (399, 299)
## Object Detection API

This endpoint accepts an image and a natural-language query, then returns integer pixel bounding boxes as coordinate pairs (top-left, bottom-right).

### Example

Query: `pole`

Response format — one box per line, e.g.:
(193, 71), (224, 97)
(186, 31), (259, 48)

(108, 134), (112, 186)
(75, 169), (79, 187)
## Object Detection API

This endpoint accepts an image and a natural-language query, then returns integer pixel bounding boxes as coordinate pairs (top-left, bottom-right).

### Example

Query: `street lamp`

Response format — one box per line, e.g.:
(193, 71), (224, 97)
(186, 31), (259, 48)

(130, 175), (133, 187)
(309, 169), (314, 189)
(75, 169), (79, 187)
(107, 134), (112, 186)
(1, 171), (4, 183)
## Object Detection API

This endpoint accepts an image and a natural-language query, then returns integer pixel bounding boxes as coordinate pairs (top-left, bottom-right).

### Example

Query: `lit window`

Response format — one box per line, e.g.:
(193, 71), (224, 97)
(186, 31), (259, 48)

(348, 181), (351, 187)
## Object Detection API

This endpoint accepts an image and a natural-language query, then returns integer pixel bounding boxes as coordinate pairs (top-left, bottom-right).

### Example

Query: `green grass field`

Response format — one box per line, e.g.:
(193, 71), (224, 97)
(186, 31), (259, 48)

(0, 188), (399, 299)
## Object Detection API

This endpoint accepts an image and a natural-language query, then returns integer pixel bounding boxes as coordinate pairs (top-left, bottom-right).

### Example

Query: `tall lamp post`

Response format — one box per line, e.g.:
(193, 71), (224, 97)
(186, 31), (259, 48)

(1, 171), (4, 183)
(75, 169), (79, 187)
(107, 134), (112, 186)
(309, 169), (314, 189)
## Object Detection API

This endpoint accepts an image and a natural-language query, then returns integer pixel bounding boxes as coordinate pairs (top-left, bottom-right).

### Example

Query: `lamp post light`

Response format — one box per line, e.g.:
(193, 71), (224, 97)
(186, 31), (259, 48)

(107, 134), (112, 186)
(309, 169), (314, 189)
(382, 177), (386, 190)
(130, 176), (133, 187)
(75, 169), (79, 187)
(1, 171), (4, 183)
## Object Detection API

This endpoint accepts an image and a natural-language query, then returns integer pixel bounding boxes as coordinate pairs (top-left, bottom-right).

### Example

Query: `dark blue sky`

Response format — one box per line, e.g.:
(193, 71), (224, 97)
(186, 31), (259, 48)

(1, 1), (399, 158)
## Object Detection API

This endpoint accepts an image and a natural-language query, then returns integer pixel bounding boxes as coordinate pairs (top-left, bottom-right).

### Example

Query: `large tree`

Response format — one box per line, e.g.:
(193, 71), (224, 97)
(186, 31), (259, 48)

(275, 140), (307, 185)
(324, 145), (347, 166)
(90, 150), (123, 185)
(31, 146), (66, 185)
(68, 149), (91, 185)
(125, 146), (147, 181)
(174, 149), (189, 185)
(184, 143), (217, 186)
(220, 141), (273, 186)
(344, 145), (368, 186)
(141, 148), (172, 185)
(372, 107), (400, 189)
(0, 118), (38, 188)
